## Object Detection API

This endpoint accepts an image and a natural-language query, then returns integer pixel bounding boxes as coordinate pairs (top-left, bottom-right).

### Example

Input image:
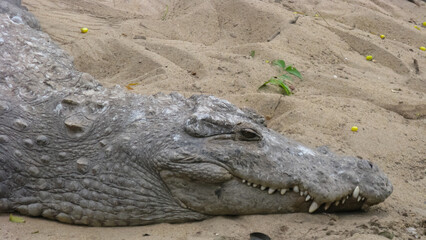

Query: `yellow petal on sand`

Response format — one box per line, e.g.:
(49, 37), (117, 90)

(125, 83), (139, 90)
(9, 214), (25, 223)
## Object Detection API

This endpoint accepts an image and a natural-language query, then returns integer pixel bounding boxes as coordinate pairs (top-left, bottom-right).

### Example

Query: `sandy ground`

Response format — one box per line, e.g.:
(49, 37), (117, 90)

(1, 0), (425, 239)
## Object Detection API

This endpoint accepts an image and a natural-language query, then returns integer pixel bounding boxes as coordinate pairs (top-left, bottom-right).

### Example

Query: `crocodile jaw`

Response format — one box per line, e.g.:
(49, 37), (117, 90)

(160, 174), (367, 215)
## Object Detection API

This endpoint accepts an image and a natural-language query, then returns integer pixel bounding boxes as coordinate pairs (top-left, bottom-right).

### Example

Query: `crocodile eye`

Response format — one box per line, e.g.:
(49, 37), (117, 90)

(239, 128), (262, 141)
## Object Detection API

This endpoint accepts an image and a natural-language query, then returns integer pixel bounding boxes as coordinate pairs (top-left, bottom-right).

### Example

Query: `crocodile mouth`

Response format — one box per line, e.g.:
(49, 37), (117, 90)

(161, 168), (368, 215)
(237, 177), (367, 213)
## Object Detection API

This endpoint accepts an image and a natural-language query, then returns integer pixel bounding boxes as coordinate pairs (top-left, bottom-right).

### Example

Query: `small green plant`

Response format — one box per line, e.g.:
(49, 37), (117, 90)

(161, 5), (169, 21)
(250, 50), (256, 58)
(259, 59), (302, 95)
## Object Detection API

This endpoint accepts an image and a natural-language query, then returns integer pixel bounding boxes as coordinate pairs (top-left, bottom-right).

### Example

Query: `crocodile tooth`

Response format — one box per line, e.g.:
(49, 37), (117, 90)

(252, 184), (258, 188)
(280, 189), (287, 195)
(352, 186), (360, 198)
(342, 198), (346, 204)
(357, 196), (361, 202)
(247, 182), (252, 186)
(300, 191), (303, 196)
(293, 186), (299, 193)
(324, 202), (331, 210)
(308, 201), (319, 213)
(305, 195), (311, 201)
(361, 197), (365, 201)
(260, 186), (266, 191)
(346, 196), (349, 199)
(242, 179), (246, 183)
(268, 188), (276, 194)
(335, 201), (340, 206)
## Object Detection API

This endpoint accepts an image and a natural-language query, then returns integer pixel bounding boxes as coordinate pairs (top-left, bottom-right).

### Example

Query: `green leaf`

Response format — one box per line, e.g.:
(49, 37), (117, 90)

(276, 81), (292, 95)
(273, 60), (286, 70)
(260, 78), (292, 95)
(285, 66), (302, 79)
(260, 59), (300, 96)
(250, 50), (255, 58)
(9, 214), (25, 223)
(277, 74), (293, 82)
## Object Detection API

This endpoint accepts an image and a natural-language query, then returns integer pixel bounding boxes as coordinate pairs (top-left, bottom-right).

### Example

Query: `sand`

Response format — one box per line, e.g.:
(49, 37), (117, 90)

(1, 0), (425, 239)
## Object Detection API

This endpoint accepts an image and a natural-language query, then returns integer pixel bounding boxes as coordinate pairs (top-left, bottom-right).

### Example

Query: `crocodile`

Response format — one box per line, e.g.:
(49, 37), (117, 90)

(0, 1), (392, 226)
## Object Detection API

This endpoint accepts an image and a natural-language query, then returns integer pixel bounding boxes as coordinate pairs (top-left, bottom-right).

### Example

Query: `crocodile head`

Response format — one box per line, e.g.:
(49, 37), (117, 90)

(158, 95), (393, 215)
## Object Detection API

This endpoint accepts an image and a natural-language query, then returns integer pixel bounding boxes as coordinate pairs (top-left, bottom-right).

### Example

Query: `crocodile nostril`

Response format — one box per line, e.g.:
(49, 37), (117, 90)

(367, 161), (373, 168)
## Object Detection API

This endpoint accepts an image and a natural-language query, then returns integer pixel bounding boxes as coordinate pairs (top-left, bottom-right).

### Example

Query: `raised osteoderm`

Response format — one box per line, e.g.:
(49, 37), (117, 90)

(0, 1), (392, 226)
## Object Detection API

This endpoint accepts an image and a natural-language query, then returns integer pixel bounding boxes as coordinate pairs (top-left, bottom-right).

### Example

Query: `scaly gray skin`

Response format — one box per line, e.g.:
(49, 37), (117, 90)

(0, 0), (40, 30)
(0, 2), (392, 227)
